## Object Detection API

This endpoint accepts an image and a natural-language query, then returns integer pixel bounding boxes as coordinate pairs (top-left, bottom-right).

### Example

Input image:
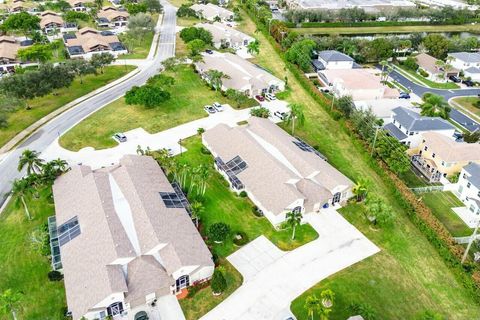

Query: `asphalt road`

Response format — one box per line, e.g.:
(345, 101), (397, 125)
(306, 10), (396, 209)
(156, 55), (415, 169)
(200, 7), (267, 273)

(0, 0), (176, 207)
(389, 68), (480, 132)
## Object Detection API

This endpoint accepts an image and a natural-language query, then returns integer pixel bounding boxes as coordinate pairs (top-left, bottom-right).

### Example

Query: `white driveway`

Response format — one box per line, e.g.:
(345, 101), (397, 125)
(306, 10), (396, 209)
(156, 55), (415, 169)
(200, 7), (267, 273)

(201, 208), (380, 320)
(41, 104), (252, 169)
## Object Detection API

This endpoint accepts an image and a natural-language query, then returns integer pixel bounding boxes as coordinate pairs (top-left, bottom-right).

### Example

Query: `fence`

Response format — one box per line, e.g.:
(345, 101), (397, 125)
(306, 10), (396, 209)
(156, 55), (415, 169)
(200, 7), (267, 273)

(410, 186), (445, 194)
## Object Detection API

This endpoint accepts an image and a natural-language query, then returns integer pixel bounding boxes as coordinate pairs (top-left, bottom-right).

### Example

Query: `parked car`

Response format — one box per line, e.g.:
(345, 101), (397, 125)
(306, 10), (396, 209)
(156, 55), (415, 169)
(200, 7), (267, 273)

(255, 95), (265, 102)
(213, 102), (224, 112)
(399, 92), (410, 99)
(204, 105), (216, 114)
(317, 87), (330, 93)
(113, 132), (127, 142)
(274, 111), (287, 120)
(265, 93), (276, 101)
(205, 49), (213, 54)
(463, 79), (474, 87)
(449, 75), (461, 83)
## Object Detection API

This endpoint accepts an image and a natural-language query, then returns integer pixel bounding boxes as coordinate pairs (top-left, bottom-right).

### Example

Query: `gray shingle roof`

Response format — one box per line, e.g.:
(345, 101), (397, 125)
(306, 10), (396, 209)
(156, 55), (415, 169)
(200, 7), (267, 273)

(384, 122), (408, 140)
(464, 162), (480, 187)
(392, 107), (454, 132)
(449, 52), (480, 63)
(465, 66), (480, 74)
(318, 50), (354, 63)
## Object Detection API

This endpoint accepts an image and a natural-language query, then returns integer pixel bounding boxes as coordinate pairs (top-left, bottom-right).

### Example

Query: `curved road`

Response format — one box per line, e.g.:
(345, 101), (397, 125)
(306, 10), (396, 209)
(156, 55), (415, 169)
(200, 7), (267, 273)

(0, 0), (176, 206)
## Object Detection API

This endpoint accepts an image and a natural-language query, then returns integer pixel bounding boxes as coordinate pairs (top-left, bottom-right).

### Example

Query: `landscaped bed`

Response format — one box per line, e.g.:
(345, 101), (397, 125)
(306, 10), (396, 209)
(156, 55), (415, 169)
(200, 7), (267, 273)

(59, 65), (257, 151)
(420, 191), (472, 237)
(0, 65), (136, 149)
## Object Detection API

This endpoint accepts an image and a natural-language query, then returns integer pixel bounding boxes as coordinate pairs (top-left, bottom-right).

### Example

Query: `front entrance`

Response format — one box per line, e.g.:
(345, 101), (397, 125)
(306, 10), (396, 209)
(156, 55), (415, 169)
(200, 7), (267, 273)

(176, 275), (190, 292)
(107, 302), (124, 317)
(332, 192), (341, 204)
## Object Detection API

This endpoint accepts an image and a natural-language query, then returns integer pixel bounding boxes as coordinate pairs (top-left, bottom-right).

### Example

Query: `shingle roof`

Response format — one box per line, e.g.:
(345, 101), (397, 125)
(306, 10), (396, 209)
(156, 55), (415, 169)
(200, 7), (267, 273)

(195, 22), (253, 46)
(65, 27), (124, 54)
(392, 107), (455, 132)
(465, 66), (480, 74)
(97, 6), (129, 22)
(203, 117), (353, 216)
(384, 122), (408, 140)
(449, 52), (480, 63)
(464, 162), (480, 187)
(53, 155), (213, 319)
(421, 132), (480, 162)
(190, 3), (233, 20)
(318, 50), (354, 63)
(0, 36), (20, 61)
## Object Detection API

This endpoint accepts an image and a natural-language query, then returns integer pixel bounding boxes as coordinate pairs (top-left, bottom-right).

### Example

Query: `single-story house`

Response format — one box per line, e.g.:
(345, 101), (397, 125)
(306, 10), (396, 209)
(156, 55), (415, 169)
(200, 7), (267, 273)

(64, 27), (127, 59)
(456, 162), (480, 216)
(51, 155), (214, 320)
(190, 3), (234, 22)
(0, 35), (33, 72)
(410, 131), (480, 182)
(9, 2), (25, 12)
(194, 51), (285, 97)
(96, 6), (129, 28)
(312, 50), (354, 71)
(203, 117), (354, 226)
(67, 0), (93, 11)
(415, 52), (458, 82)
(40, 10), (77, 34)
(383, 106), (456, 148)
(448, 52), (480, 80)
(463, 66), (480, 82)
(319, 68), (398, 100)
(195, 22), (254, 50)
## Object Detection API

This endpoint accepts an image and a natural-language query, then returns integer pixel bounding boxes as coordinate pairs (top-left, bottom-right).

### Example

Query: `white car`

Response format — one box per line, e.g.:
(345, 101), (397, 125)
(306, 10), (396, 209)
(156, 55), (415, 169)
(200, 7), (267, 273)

(265, 93), (276, 101)
(204, 105), (216, 114)
(213, 102), (224, 112)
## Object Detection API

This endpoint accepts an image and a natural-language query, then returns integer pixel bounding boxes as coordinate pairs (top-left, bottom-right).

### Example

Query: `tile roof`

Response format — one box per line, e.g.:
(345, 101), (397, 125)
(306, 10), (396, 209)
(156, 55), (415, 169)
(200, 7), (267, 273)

(0, 36), (20, 61)
(421, 132), (480, 162)
(65, 27), (123, 54)
(97, 6), (129, 22)
(391, 107), (455, 131)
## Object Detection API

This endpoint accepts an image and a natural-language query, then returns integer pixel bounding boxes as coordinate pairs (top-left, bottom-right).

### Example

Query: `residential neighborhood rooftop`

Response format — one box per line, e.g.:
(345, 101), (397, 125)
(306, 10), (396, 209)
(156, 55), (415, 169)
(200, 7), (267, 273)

(449, 52), (480, 63)
(190, 3), (234, 20)
(420, 131), (480, 162)
(464, 162), (480, 187)
(391, 106), (455, 131)
(318, 50), (354, 63)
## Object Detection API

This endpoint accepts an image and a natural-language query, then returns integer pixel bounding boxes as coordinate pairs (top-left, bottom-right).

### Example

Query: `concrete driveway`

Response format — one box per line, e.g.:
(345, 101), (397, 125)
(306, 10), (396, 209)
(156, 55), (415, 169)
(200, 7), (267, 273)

(200, 208), (380, 320)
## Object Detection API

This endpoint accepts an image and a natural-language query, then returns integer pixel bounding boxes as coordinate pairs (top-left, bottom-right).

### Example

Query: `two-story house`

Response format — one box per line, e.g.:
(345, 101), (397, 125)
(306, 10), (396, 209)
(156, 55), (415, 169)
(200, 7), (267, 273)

(448, 52), (480, 81)
(456, 163), (480, 217)
(383, 107), (456, 148)
(312, 50), (354, 72)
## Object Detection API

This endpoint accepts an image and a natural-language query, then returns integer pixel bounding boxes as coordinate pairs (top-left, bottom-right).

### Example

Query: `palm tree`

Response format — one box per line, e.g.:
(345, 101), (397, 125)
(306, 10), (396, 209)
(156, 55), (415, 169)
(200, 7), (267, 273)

(206, 69), (230, 92)
(320, 289), (335, 308)
(379, 60), (388, 81)
(286, 210), (302, 240)
(17, 149), (44, 175)
(197, 165), (209, 196)
(286, 103), (306, 135)
(50, 158), (69, 173)
(247, 39), (260, 55)
(190, 201), (204, 228)
(420, 93), (450, 119)
(352, 179), (368, 202)
(11, 178), (32, 220)
(0, 289), (22, 320)
(304, 294), (320, 320)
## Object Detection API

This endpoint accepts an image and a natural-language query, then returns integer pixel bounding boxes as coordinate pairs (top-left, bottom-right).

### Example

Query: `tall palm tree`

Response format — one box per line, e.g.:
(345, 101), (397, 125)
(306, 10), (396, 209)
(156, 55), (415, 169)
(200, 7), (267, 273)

(379, 60), (388, 81)
(247, 39), (260, 55)
(206, 69), (230, 92)
(11, 179), (32, 220)
(190, 201), (204, 228)
(0, 289), (22, 320)
(304, 294), (320, 320)
(286, 103), (306, 135)
(50, 158), (69, 173)
(17, 149), (44, 175)
(420, 93), (450, 119)
(286, 210), (302, 240)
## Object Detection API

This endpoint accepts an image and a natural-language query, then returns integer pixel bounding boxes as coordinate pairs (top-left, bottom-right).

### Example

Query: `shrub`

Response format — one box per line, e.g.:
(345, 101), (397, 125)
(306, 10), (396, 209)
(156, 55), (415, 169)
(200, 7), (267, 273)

(250, 106), (270, 118)
(475, 100), (480, 108)
(233, 231), (249, 246)
(187, 281), (210, 298)
(348, 302), (377, 320)
(403, 56), (418, 71)
(239, 191), (247, 197)
(208, 223), (231, 242)
(418, 68), (429, 78)
(211, 269), (227, 294)
(251, 205), (264, 217)
(48, 270), (64, 281)
(200, 146), (211, 155)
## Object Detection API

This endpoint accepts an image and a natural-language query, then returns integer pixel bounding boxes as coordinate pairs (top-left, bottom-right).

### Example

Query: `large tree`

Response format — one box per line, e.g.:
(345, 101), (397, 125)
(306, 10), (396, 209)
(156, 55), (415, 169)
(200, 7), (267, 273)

(125, 85), (171, 108)
(17, 44), (53, 63)
(286, 210), (302, 240)
(205, 69), (229, 91)
(18, 149), (44, 175)
(285, 38), (316, 71)
(420, 93), (450, 119)
(90, 52), (115, 73)
(11, 178), (32, 220)
(286, 103), (306, 135)
(187, 38), (206, 57)
(66, 59), (96, 84)
(1, 12), (40, 38)
(180, 26), (213, 45)
(422, 34), (450, 59)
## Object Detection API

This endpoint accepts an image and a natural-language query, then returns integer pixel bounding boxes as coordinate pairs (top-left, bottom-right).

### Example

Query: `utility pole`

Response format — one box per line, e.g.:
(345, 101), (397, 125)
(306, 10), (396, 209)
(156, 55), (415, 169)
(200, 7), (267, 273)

(371, 126), (379, 157)
(462, 218), (480, 264)
(330, 94), (335, 111)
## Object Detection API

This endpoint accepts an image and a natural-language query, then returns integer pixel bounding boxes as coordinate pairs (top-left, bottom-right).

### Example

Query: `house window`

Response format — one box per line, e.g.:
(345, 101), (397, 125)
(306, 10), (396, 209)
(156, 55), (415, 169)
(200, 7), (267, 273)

(409, 131), (414, 136)
(424, 146), (428, 151)
(292, 206), (302, 213)
(107, 302), (124, 317)
(463, 173), (467, 179)
(332, 192), (341, 204)
(432, 153), (435, 158)
(176, 275), (190, 291)
(467, 182), (471, 188)
(477, 191), (480, 197)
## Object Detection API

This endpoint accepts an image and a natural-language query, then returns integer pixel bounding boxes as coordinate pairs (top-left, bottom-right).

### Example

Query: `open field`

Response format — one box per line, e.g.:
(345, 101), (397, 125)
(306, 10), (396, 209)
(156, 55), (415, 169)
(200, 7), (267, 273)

(119, 31), (155, 59)
(421, 191), (472, 237)
(451, 96), (480, 119)
(59, 65), (256, 151)
(395, 64), (460, 90)
(0, 188), (66, 320)
(237, 9), (480, 319)
(0, 65), (136, 149)
(293, 24), (480, 35)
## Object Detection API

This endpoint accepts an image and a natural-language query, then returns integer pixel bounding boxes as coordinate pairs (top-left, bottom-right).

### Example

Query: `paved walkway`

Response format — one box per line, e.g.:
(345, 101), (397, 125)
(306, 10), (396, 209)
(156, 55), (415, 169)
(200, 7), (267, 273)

(200, 208), (380, 320)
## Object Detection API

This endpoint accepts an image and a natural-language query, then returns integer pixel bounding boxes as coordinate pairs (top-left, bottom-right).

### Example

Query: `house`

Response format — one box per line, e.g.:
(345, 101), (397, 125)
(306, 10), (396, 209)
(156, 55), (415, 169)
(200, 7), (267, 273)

(203, 117), (354, 226)
(456, 163), (480, 216)
(410, 131), (480, 182)
(9, 1), (25, 12)
(312, 50), (354, 71)
(320, 68), (398, 100)
(354, 99), (414, 124)
(50, 155), (214, 320)
(383, 106), (456, 148)
(285, 0), (415, 12)
(67, 0), (93, 11)
(96, 7), (129, 28)
(0, 36), (20, 72)
(64, 27), (127, 59)
(194, 51), (285, 97)
(195, 22), (253, 50)
(40, 11), (77, 33)
(190, 3), (234, 22)
(415, 52), (458, 82)
(448, 52), (480, 81)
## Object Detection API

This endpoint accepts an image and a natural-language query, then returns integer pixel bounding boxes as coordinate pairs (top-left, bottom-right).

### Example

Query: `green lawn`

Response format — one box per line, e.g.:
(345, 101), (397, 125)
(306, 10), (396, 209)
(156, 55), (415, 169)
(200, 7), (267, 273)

(421, 191), (472, 237)
(177, 16), (201, 27)
(398, 169), (430, 188)
(236, 9), (480, 319)
(0, 65), (136, 149)
(451, 96), (480, 119)
(292, 24), (480, 35)
(59, 65), (257, 151)
(119, 31), (155, 59)
(396, 64), (460, 90)
(0, 188), (66, 320)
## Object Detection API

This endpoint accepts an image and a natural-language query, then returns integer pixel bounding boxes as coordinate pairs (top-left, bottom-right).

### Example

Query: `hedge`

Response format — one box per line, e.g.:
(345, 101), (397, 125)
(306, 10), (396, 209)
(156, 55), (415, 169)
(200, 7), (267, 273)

(298, 19), (480, 28)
